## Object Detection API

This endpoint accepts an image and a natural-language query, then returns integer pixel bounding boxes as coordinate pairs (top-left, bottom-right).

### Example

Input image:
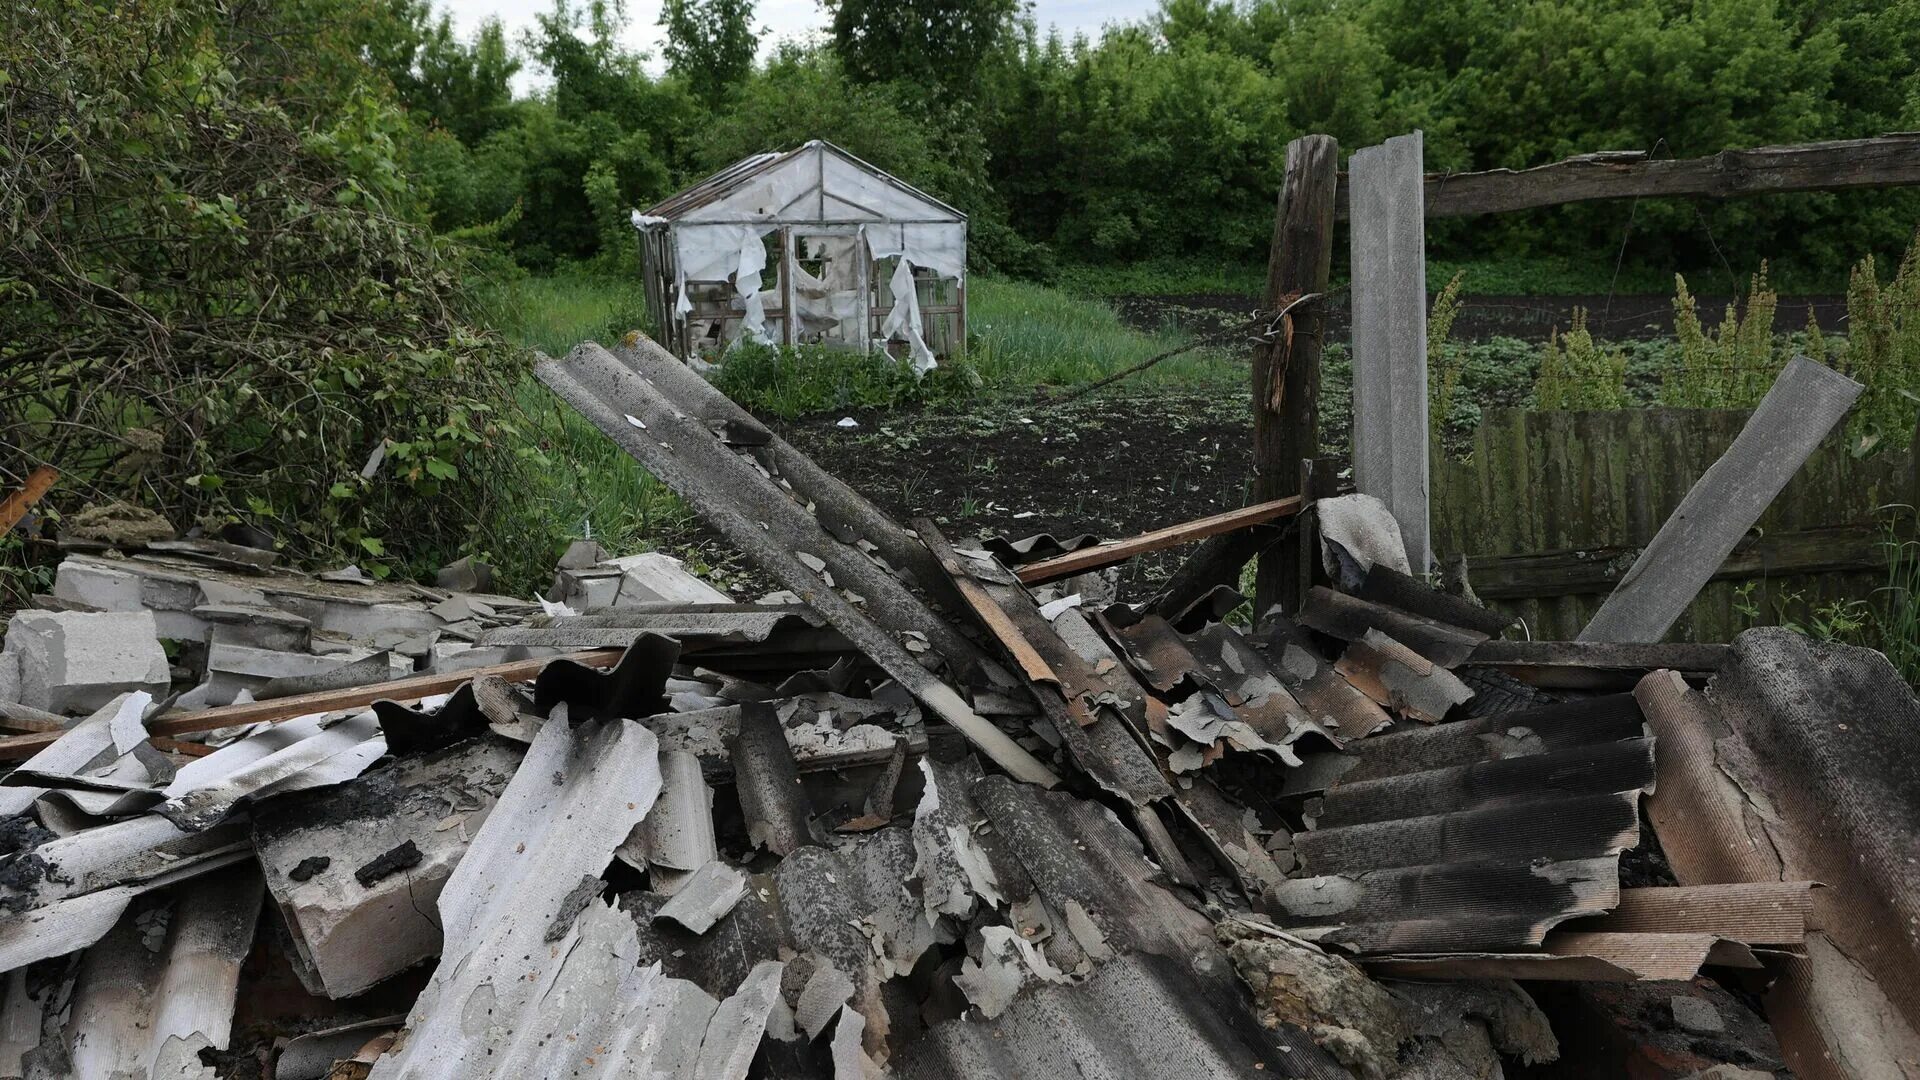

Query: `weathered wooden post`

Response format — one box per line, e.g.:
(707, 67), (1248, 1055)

(1348, 130), (1432, 572)
(1253, 134), (1340, 616)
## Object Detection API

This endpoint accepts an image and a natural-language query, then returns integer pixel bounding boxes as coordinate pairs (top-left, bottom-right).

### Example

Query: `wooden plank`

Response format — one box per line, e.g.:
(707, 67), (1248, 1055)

(0, 466), (57, 534)
(1334, 134), (1920, 219)
(1348, 131), (1432, 571)
(1254, 133), (1339, 615)
(1581, 358), (1864, 642)
(1015, 495), (1304, 586)
(0, 648), (629, 761)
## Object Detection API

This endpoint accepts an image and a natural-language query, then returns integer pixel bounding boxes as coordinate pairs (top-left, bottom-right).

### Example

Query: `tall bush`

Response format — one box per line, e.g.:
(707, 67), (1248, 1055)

(1, 0), (526, 577)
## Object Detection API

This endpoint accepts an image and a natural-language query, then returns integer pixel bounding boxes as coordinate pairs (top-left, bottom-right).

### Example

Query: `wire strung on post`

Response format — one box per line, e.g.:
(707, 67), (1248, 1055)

(1047, 291), (1327, 404)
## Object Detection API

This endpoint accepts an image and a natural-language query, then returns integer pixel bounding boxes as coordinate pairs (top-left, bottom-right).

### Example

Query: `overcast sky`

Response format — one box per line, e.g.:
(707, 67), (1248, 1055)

(438, 0), (1158, 87)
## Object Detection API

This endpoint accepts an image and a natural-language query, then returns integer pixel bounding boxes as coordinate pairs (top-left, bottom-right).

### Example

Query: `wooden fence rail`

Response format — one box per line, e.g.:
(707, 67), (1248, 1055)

(1432, 407), (1917, 642)
(1334, 133), (1920, 219)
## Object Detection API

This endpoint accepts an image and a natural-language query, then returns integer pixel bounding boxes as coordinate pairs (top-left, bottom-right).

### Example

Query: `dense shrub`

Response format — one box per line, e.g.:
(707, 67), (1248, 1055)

(0, 0), (525, 578)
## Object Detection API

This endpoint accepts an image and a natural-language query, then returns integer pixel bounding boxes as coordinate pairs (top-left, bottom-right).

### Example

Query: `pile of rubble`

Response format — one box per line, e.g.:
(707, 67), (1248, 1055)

(0, 334), (1915, 1080)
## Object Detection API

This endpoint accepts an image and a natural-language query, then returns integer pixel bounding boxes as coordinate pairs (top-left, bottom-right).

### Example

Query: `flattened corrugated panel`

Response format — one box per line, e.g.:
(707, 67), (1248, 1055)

(370, 715), (664, 1078)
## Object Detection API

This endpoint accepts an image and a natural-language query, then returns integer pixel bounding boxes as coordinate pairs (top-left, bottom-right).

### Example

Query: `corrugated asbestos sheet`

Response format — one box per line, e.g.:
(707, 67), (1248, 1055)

(1272, 691), (1654, 954)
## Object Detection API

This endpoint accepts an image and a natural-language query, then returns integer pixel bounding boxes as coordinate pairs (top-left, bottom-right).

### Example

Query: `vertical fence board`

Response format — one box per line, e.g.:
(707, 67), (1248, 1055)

(1433, 403), (1901, 644)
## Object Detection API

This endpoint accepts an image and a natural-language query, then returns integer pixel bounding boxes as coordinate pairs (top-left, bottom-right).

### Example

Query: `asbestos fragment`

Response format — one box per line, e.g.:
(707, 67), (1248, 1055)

(911, 758), (1003, 923)
(654, 861), (748, 934)
(619, 749), (717, 886)
(730, 702), (816, 856)
(955, 925), (1073, 1019)
(1335, 629), (1472, 723)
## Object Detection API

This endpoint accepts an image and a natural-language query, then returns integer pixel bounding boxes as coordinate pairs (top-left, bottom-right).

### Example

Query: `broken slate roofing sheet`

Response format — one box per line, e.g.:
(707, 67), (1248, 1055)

(1273, 692), (1656, 954)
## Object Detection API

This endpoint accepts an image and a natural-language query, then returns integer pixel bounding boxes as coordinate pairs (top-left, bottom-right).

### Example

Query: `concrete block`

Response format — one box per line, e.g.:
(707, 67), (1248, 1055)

(198, 604), (312, 653)
(251, 736), (525, 997)
(53, 559), (207, 640)
(309, 600), (443, 643)
(2, 610), (170, 714)
(552, 568), (623, 611)
(603, 552), (730, 606)
(557, 540), (609, 571)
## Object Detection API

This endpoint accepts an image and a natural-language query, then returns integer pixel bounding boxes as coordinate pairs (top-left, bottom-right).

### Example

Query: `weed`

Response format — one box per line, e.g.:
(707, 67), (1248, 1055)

(1837, 230), (1920, 449)
(1534, 309), (1629, 410)
(1428, 271), (1466, 444)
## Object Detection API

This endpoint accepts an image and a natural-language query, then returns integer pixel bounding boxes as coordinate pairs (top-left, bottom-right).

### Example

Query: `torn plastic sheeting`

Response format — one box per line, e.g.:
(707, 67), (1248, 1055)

(867, 222), (964, 376)
(673, 223), (779, 348)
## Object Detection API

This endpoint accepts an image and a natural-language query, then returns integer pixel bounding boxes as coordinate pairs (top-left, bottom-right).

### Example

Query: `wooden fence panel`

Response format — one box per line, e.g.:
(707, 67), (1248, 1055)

(1433, 407), (1914, 643)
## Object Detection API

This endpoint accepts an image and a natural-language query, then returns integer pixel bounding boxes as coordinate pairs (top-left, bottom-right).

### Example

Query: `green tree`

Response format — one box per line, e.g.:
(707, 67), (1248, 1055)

(826, 0), (1020, 97)
(660, 0), (760, 106)
(365, 0), (522, 144)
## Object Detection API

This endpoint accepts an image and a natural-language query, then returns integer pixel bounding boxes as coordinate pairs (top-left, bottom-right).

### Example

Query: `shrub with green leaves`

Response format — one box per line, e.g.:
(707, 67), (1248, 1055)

(1, 0), (525, 579)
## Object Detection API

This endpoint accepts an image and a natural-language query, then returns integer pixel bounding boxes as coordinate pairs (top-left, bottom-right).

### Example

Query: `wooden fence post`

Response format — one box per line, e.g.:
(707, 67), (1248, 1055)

(1254, 134), (1340, 616)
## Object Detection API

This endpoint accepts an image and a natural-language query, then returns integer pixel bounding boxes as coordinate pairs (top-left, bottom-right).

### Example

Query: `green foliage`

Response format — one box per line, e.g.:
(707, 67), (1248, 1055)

(825, 0), (1020, 98)
(1871, 512), (1920, 685)
(659, 274), (1241, 418)
(0, 0), (536, 582)
(1660, 268), (1787, 408)
(365, 0), (522, 144)
(1535, 310), (1629, 410)
(1428, 271), (1466, 442)
(711, 343), (964, 417)
(965, 278), (1239, 392)
(1835, 232), (1920, 448)
(660, 0), (759, 106)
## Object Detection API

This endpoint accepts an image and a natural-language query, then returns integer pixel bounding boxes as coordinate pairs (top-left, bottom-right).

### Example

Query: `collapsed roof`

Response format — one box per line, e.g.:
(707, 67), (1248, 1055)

(0, 331), (1913, 1079)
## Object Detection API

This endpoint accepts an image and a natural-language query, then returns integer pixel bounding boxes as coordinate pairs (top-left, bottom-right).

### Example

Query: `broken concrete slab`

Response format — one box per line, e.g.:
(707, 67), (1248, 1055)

(198, 603), (312, 653)
(2, 610), (170, 715)
(250, 736), (525, 998)
(602, 551), (732, 606)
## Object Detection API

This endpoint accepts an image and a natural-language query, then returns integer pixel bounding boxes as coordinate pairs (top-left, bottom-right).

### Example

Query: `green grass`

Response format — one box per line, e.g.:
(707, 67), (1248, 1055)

(705, 275), (1243, 418)
(1048, 254), (1851, 300)
(1052, 259), (1268, 298)
(482, 269), (653, 357)
(472, 270), (697, 592)
(966, 276), (1240, 392)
